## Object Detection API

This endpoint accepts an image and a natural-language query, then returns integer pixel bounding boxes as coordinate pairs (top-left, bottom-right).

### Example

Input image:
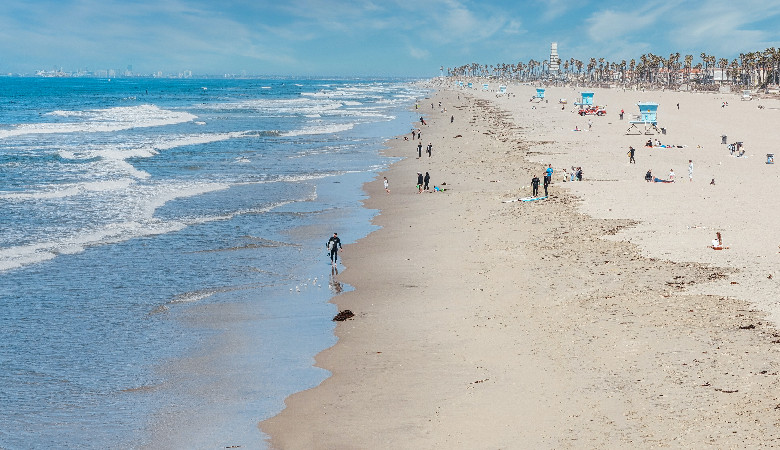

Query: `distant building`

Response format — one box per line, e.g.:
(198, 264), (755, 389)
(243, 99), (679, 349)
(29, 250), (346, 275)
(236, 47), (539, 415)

(549, 42), (560, 73)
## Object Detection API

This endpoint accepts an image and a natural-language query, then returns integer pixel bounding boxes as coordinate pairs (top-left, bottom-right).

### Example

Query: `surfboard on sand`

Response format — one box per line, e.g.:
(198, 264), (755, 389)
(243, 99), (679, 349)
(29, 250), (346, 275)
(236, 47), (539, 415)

(503, 196), (548, 203)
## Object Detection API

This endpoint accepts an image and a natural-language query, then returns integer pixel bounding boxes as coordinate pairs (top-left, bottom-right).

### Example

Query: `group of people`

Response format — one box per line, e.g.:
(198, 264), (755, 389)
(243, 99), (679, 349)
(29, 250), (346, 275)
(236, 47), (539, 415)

(414, 142), (432, 158)
(531, 165), (558, 197)
(728, 142), (746, 157)
(416, 171), (431, 193)
(644, 160), (693, 183)
(566, 166), (584, 182)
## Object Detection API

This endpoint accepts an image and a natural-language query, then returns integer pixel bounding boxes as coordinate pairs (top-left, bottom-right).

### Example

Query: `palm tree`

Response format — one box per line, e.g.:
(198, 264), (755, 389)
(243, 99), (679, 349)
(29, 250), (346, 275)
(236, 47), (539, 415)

(684, 54), (693, 84)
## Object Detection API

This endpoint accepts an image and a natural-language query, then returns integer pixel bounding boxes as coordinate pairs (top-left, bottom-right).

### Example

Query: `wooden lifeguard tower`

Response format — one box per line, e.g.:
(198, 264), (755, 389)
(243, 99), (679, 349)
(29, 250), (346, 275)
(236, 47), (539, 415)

(626, 102), (661, 135)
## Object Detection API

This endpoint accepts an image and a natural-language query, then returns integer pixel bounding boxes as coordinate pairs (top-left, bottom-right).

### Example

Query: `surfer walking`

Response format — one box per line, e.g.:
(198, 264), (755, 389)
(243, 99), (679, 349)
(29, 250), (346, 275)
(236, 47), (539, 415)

(327, 233), (342, 266)
(531, 175), (540, 197)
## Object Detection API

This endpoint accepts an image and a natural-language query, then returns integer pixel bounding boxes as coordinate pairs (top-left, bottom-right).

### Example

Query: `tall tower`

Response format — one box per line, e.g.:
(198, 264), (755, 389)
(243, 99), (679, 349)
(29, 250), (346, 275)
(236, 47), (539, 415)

(549, 42), (560, 73)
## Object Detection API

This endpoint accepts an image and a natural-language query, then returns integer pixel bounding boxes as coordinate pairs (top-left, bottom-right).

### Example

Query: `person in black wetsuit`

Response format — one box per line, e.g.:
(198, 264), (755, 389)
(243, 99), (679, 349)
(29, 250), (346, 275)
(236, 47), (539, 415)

(423, 172), (430, 191)
(531, 175), (540, 196)
(327, 233), (342, 266)
(417, 172), (424, 193)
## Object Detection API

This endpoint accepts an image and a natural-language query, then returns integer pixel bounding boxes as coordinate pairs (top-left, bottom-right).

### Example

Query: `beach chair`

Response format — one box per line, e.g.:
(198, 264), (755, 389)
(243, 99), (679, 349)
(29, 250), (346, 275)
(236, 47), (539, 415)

(626, 102), (661, 135)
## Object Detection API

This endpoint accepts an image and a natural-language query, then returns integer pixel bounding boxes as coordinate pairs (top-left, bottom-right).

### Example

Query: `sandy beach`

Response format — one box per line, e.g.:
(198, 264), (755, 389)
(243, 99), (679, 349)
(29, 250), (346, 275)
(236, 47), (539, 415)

(261, 82), (780, 448)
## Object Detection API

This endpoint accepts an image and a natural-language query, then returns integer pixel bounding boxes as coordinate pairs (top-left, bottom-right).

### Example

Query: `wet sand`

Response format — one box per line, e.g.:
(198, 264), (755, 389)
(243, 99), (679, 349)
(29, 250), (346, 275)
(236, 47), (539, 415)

(261, 83), (780, 448)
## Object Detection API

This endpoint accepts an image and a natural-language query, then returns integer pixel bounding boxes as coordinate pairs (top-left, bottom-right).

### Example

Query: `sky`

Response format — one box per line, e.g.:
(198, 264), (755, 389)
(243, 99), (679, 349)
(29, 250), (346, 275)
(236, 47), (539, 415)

(2, 0), (780, 77)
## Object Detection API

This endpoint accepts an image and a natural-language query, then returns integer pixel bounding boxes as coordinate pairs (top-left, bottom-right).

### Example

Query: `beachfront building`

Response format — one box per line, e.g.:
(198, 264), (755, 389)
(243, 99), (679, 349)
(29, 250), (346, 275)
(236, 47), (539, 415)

(549, 42), (560, 75)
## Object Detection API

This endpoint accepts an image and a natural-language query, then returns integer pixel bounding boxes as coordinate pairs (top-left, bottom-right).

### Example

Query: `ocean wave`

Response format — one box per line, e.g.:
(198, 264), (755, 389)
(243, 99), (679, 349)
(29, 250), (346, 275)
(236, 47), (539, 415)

(0, 195), (301, 273)
(0, 105), (196, 139)
(282, 123), (355, 137)
(0, 178), (135, 200)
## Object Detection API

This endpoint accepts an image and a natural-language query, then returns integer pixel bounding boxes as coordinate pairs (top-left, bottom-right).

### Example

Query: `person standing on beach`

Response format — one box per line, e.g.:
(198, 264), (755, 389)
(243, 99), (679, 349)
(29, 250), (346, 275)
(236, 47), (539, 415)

(628, 146), (636, 164)
(588, 119), (593, 131)
(450, 115), (454, 123)
(669, 168), (675, 181)
(383, 176), (390, 194)
(531, 175), (540, 197)
(417, 141), (422, 158)
(544, 164), (553, 184)
(543, 175), (550, 197)
(327, 233), (342, 266)
(688, 160), (693, 181)
(417, 172), (424, 193)
(423, 172), (430, 191)
(426, 143), (432, 157)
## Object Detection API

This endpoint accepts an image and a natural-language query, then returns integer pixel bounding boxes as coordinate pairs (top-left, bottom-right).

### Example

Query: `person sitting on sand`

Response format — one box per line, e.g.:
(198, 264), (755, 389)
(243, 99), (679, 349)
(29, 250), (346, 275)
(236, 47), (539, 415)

(645, 169), (653, 182)
(710, 232), (729, 250)
(645, 139), (653, 147)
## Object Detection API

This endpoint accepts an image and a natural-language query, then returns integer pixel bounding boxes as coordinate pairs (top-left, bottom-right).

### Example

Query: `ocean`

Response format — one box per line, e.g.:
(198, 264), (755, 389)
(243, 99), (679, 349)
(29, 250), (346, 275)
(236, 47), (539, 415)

(0, 77), (429, 449)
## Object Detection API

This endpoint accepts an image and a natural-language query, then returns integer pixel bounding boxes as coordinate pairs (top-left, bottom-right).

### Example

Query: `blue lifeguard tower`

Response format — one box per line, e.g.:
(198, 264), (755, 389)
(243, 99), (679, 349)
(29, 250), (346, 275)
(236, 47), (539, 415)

(626, 102), (661, 135)
(532, 88), (545, 102)
(575, 91), (594, 106)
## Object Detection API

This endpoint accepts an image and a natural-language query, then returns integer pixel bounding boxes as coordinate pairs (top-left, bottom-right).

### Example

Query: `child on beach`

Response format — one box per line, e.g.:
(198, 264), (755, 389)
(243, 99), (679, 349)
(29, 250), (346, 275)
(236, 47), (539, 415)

(384, 176), (390, 194)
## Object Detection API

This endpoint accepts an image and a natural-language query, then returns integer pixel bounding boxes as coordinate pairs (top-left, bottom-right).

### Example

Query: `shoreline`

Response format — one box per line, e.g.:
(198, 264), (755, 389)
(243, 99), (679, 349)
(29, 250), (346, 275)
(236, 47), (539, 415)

(261, 84), (780, 448)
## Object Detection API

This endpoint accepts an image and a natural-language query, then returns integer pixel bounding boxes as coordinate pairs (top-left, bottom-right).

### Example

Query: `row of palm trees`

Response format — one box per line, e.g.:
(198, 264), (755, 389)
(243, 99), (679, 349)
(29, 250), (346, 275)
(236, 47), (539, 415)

(447, 47), (780, 89)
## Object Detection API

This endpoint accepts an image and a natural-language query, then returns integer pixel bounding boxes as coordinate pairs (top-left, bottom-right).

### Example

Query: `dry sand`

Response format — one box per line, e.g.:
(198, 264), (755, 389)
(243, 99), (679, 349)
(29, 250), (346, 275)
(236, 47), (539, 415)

(261, 82), (780, 448)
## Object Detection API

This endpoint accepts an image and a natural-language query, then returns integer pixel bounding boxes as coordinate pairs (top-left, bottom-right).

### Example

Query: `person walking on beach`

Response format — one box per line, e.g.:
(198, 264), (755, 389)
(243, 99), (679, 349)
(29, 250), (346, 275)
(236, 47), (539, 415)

(544, 164), (553, 184)
(383, 176), (390, 194)
(426, 143), (432, 157)
(669, 168), (675, 181)
(417, 172), (424, 193)
(588, 119), (593, 131)
(450, 115), (454, 123)
(417, 141), (422, 158)
(423, 172), (430, 191)
(327, 233), (342, 266)
(531, 175), (540, 197)
(543, 175), (550, 196)
(688, 160), (694, 181)
(628, 146), (636, 164)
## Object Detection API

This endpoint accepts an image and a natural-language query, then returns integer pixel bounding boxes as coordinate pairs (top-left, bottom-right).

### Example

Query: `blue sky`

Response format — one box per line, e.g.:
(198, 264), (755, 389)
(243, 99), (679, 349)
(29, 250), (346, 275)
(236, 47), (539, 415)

(2, 0), (780, 77)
